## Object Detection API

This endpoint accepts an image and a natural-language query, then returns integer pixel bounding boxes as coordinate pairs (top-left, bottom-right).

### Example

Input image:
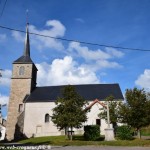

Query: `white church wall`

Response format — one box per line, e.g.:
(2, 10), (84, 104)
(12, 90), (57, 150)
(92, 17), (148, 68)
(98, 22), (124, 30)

(84, 101), (112, 135)
(23, 101), (111, 137)
(23, 102), (62, 138)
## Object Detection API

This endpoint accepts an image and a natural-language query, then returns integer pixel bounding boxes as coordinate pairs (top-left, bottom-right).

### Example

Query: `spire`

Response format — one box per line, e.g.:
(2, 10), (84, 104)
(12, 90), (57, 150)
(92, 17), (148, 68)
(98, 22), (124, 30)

(23, 23), (30, 56)
(13, 23), (33, 64)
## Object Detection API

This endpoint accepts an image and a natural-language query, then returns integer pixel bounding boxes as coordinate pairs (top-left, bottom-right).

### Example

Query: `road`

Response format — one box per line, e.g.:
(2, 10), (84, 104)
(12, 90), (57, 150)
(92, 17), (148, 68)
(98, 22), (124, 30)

(2, 143), (150, 150)
(51, 146), (150, 150)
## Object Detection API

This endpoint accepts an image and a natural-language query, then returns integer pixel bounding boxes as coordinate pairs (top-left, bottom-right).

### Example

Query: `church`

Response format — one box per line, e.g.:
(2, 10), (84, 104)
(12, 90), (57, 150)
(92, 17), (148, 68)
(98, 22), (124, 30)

(6, 23), (124, 141)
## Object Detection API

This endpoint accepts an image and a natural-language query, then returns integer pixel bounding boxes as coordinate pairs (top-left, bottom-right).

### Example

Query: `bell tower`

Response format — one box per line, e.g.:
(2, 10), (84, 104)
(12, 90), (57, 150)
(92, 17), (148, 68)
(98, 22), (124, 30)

(6, 23), (38, 141)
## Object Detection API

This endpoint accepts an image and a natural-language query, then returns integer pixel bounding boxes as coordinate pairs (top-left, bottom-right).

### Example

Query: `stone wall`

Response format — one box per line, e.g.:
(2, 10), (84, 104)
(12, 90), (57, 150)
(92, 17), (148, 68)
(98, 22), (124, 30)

(6, 64), (35, 141)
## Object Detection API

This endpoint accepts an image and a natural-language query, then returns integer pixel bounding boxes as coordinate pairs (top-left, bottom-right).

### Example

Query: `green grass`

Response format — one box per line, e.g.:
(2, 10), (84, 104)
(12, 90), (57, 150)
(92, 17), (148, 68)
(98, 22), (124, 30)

(18, 135), (150, 147)
(141, 126), (150, 136)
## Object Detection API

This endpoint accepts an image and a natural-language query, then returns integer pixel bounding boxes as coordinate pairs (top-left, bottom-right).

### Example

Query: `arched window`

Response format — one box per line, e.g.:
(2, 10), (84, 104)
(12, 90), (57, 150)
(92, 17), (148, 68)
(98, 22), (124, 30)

(19, 66), (25, 75)
(45, 114), (50, 123)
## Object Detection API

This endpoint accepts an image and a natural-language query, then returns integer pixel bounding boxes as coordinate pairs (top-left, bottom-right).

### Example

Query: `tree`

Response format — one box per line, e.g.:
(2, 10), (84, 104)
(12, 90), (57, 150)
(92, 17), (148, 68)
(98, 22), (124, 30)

(98, 96), (121, 134)
(52, 85), (88, 140)
(118, 88), (150, 138)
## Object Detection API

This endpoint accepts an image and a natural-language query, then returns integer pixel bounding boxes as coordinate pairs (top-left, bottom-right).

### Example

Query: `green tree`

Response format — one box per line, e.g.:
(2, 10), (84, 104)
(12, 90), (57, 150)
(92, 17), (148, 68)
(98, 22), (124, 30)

(52, 85), (88, 140)
(118, 88), (150, 138)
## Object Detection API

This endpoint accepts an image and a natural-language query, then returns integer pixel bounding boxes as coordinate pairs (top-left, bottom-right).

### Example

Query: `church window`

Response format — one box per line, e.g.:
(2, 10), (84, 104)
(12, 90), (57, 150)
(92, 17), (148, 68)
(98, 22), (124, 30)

(96, 119), (101, 126)
(18, 104), (23, 112)
(19, 66), (25, 75)
(45, 114), (50, 123)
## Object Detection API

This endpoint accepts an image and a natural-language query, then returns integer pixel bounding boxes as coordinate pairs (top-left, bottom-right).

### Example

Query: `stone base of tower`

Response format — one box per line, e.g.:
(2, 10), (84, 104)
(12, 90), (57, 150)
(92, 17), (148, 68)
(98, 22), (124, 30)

(6, 126), (25, 141)
(6, 111), (25, 141)
(5, 127), (15, 141)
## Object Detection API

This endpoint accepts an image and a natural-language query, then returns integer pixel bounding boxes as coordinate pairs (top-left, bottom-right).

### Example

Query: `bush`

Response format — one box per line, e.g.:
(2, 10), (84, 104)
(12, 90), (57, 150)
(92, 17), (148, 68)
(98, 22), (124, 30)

(116, 125), (133, 140)
(84, 125), (100, 141)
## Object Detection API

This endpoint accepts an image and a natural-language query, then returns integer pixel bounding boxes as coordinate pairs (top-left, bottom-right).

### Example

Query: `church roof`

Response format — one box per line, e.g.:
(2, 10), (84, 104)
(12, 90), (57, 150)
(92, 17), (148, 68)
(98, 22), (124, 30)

(13, 23), (33, 64)
(13, 56), (33, 63)
(24, 84), (124, 102)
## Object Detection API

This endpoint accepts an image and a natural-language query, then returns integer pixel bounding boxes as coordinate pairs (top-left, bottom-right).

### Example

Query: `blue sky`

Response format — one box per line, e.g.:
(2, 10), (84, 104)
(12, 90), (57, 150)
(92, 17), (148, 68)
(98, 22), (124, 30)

(0, 0), (150, 118)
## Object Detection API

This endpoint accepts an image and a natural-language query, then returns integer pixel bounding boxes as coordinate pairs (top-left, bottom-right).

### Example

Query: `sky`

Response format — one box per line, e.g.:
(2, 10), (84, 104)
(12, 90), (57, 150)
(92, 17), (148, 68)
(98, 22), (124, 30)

(0, 0), (150, 119)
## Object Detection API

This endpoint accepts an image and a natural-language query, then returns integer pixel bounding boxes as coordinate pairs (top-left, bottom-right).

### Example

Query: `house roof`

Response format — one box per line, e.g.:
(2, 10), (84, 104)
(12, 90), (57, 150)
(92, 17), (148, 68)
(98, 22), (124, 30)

(24, 83), (124, 103)
(85, 99), (107, 110)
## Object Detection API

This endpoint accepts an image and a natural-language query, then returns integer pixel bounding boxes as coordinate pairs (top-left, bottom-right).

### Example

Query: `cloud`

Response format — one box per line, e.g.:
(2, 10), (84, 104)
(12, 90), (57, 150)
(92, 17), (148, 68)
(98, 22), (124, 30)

(105, 47), (124, 58)
(96, 60), (122, 69)
(12, 20), (66, 50)
(68, 42), (123, 70)
(12, 31), (24, 42)
(75, 18), (85, 23)
(0, 34), (6, 42)
(135, 69), (150, 90)
(0, 94), (9, 105)
(0, 69), (11, 87)
(36, 56), (100, 86)
(68, 42), (110, 60)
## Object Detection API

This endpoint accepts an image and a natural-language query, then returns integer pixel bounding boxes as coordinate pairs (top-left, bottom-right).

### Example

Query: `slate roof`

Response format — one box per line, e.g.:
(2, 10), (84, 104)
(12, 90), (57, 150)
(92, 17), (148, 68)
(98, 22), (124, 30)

(25, 84), (124, 103)
(13, 23), (33, 64)
(13, 56), (33, 64)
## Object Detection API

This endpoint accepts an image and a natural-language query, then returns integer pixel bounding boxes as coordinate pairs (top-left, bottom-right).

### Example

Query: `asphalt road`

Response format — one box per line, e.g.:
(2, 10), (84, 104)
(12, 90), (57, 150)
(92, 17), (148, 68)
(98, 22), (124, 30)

(51, 146), (150, 150)
(2, 143), (150, 150)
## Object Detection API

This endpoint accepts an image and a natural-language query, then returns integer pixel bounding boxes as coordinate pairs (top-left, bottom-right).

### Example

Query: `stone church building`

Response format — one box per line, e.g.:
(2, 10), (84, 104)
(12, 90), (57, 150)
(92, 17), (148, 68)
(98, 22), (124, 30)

(6, 24), (124, 141)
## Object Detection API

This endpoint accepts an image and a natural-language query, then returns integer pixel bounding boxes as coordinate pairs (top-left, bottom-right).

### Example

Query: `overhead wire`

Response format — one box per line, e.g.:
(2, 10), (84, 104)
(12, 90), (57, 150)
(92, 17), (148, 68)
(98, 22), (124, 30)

(0, 0), (7, 18)
(0, 24), (150, 52)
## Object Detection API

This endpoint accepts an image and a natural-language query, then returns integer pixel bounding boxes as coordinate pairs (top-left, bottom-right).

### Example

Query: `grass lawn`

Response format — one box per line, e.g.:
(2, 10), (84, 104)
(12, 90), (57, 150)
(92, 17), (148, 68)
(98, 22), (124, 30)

(141, 126), (150, 136)
(18, 135), (150, 147)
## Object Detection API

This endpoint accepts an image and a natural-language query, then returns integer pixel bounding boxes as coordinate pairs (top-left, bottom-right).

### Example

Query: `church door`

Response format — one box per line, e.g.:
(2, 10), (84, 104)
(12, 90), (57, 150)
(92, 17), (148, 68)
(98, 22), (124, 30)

(36, 126), (42, 134)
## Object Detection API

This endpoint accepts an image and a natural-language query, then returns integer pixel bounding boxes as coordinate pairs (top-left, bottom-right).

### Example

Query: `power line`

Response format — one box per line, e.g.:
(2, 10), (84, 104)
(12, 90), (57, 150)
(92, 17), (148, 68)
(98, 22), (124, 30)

(0, 24), (150, 52)
(0, 0), (7, 18)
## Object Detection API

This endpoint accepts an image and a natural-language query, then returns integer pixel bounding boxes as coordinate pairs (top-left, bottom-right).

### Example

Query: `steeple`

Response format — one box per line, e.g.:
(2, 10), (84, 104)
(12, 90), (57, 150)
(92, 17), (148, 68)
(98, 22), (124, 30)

(23, 23), (30, 57)
(7, 22), (38, 141)
(13, 23), (33, 63)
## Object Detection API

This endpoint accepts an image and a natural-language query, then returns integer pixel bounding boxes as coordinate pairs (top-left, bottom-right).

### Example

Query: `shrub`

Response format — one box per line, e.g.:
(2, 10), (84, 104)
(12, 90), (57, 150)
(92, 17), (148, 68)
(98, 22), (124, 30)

(84, 125), (100, 141)
(116, 125), (133, 140)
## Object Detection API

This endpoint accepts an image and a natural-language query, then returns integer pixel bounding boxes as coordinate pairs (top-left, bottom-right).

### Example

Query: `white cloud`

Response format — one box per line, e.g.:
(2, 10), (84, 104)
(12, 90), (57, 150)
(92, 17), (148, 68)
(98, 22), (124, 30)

(36, 56), (100, 86)
(0, 69), (11, 87)
(12, 31), (24, 42)
(105, 47), (124, 58)
(68, 42), (123, 70)
(75, 18), (85, 23)
(0, 94), (9, 105)
(135, 69), (150, 90)
(68, 42), (110, 60)
(0, 34), (6, 42)
(96, 60), (122, 69)
(12, 20), (66, 50)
